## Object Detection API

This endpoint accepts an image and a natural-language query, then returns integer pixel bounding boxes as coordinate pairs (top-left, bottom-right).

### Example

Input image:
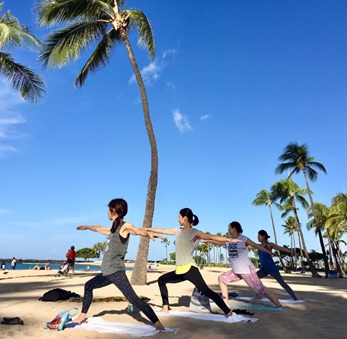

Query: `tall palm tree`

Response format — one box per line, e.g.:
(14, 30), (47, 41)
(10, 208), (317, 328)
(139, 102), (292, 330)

(36, 0), (158, 284)
(0, 2), (45, 102)
(282, 216), (299, 269)
(161, 238), (170, 262)
(327, 193), (347, 276)
(276, 142), (327, 275)
(307, 203), (330, 276)
(92, 241), (106, 260)
(252, 188), (286, 269)
(271, 177), (321, 277)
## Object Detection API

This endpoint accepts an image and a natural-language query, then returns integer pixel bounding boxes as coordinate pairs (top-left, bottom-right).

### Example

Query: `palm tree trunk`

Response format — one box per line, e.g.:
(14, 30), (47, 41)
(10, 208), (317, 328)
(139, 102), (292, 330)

(268, 204), (286, 270)
(291, 197), (321, 277)
(302, 170), (329, 277)
(120, 33), (158, 285)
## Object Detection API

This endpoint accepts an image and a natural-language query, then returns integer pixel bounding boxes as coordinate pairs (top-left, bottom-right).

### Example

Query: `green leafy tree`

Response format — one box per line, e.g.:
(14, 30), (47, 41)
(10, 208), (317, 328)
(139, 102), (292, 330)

(276, 142), (328, 276)
(0, 2), (45, 101)
(76, 247), (97, 261)
(36, 0), (158, 285)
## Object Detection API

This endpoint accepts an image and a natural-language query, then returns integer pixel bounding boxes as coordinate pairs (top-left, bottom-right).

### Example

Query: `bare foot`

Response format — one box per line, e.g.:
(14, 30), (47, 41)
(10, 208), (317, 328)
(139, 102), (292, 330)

(226, 311), (233, 317)
(160, 305), (170, 313)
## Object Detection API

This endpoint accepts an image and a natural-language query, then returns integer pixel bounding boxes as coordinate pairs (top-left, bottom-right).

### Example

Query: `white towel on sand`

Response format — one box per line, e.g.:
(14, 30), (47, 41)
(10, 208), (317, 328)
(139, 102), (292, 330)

(155, 310), (258, 323)
(69, 318), (178, 337)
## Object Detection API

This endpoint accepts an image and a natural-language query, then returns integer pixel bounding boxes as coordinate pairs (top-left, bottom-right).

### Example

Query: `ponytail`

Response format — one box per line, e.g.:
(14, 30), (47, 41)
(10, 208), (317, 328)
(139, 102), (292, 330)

(179, 208), (199, 226)
(108, 198), (128, 233)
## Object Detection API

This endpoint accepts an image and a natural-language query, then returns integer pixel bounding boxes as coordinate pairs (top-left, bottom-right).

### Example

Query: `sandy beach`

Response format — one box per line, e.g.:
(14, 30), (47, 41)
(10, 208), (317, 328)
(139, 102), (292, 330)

(0, 264), (346, 338)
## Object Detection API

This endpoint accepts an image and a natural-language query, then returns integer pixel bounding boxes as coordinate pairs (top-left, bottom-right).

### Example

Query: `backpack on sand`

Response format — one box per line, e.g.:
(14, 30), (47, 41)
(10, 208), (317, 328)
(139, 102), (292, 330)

(189, 287), (211, 313)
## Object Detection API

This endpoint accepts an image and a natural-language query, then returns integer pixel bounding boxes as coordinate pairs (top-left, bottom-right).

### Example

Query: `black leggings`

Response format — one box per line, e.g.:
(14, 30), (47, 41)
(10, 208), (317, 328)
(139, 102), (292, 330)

(158, 266), (231, 315)
(257, 269), (298, 300)
(82, 271), (159, 324)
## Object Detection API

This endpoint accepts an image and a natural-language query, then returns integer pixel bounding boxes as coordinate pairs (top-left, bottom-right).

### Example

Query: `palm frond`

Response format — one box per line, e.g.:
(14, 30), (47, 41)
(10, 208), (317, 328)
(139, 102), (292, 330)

(75, 28), (121, 87)
(0, 52), (46, 102)
(126, 10), (155, 60)
(40, 21), (108, 68)
(36, 0), (113, 25)
(0, 10), (41, 49)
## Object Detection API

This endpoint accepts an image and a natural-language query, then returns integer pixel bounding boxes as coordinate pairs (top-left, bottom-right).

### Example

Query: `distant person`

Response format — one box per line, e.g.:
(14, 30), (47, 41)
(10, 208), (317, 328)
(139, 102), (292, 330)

(11, 257), (16, 270)
(72, 198), (165, 330)
(86, 265), (90, 271)
(1, 261), (6, 270)
(32, 263), (51, 271)
(145, 207), (241, 316)
(257, 230), (298, 300)
(66, 246), (76, 274)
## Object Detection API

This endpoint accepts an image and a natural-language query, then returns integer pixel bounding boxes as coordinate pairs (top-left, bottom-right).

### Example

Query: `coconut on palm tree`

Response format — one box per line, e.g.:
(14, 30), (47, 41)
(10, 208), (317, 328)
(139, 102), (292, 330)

(0, 2), (45, 102)
(36, 0), (158, 284)
(276, 142), (328, 276)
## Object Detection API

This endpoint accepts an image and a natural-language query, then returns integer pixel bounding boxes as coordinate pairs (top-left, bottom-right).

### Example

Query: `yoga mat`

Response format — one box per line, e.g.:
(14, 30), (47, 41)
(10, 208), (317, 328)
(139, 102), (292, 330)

(68, 318), (178, 337)
(228, 300), (283, 312)
(155, 310), (258, 323)
(236, 297), (305, 303)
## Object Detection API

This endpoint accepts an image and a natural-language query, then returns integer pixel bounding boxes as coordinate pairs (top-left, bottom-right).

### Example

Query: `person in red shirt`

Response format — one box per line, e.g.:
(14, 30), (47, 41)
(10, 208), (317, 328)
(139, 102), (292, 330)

(66, 246), (76, 274)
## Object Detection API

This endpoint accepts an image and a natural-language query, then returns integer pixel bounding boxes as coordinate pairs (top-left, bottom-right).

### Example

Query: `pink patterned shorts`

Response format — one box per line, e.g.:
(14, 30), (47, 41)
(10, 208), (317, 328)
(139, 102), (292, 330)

(219, 265), (267, 296)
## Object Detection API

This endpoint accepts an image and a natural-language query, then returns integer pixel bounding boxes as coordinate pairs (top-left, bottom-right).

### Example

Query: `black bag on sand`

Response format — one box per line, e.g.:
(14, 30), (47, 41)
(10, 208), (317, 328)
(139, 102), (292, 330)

(39, 288), (80, 302)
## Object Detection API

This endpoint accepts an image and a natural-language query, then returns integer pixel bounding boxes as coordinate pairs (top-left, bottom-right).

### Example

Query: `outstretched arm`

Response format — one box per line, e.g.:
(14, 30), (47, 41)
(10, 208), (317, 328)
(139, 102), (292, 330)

(246, 238), (274, 256)
(77, 225), (110, 236)
(269, 242), (296, 255)
(143, 227), (176, 236)
(121, 223), (164, 241)
(194, 231), (242, 244)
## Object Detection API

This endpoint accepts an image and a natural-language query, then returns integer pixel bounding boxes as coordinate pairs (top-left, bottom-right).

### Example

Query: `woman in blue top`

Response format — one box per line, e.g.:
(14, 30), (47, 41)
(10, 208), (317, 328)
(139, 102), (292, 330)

(257, 230), (298, 300)
(73, 198), (165, 330)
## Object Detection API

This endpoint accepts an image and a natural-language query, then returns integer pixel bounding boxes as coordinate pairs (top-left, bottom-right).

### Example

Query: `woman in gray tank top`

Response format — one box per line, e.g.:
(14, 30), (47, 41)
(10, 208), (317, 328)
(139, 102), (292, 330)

(72, 198), (165, 331)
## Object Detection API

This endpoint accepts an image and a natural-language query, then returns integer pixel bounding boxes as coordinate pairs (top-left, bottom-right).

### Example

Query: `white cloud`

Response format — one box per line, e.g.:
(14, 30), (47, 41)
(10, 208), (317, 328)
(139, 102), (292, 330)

(129, 47), (178, 85)
(129, 60), (162, 85)
(173, 109), (192, 133)
(200, 114), (212, 121)
(0, 79), (26, 155)
(162, 48), (177, 59)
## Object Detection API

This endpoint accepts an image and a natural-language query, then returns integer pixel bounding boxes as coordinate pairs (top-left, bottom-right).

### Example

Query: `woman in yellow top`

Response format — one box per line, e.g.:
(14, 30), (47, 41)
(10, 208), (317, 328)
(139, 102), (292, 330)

(146, 207), (241, 316)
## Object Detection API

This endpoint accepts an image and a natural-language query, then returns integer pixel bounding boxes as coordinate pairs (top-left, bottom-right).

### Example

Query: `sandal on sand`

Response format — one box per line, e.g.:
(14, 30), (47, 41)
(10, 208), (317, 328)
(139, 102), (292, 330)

(1, 317), (24, 325)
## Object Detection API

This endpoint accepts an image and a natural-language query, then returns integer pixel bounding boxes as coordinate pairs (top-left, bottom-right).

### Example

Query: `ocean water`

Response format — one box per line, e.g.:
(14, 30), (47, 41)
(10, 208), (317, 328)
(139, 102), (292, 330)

(1, 262), (101, 271)
(1, 262), (133, 271)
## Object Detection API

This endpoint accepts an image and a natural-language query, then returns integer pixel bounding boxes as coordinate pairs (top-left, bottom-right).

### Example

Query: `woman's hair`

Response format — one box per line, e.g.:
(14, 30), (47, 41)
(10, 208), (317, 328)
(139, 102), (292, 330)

(229, 221), (243, 234)
(258, 229), (270, 240)
(108, 198), (128, 233)
(180, 208), (199, 226)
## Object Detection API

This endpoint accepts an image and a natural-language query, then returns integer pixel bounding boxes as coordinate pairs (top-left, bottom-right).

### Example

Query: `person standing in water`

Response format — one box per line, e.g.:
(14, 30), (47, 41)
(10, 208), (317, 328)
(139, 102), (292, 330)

(72, 198), (165, 330)
(256, 229), (298, 300)
(145, 207), (241, 317)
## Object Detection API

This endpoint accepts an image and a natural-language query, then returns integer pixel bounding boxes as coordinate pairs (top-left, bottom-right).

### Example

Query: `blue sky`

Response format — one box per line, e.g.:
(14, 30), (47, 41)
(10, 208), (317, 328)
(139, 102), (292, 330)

(0, 0), (346, 262)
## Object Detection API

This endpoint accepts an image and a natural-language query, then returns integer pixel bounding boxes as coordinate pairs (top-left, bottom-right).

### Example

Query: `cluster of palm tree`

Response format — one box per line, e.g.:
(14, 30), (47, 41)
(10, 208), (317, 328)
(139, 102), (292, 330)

(253, 142), (346, 278)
